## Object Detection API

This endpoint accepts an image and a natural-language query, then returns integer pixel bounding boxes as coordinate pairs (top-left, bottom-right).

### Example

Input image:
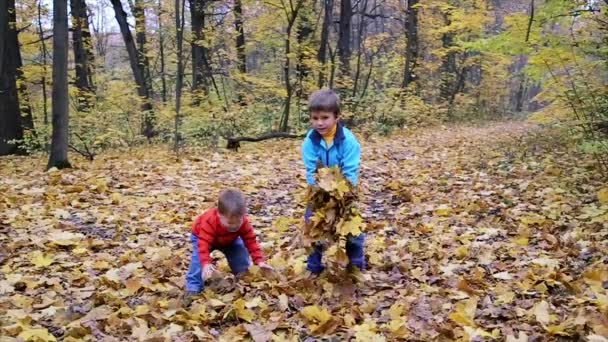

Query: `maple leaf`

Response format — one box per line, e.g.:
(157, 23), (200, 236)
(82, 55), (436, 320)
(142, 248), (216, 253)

(337, 215), (364, 237)
(30, 251), (54, 268)
(533, 300), (554, 326)
(233, 298), (255, 322)
(301, 305), (331, 325)
(450, 297), (478, 327)
(18, 327), (57, 342)
(598, 187), (608, 205)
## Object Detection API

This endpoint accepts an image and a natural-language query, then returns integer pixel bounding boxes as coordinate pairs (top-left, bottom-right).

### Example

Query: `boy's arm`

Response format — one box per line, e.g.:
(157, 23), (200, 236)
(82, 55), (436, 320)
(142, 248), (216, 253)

(341, 137), (361, 186)
(302, 137), (318, 185)
(195, 223), (214, 266)
(240, 219), (264, 264)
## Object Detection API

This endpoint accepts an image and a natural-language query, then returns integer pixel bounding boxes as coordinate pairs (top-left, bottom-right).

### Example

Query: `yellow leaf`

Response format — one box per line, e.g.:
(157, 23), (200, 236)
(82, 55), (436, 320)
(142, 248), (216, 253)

(513, 237), (529, 246)
(301, 305), (331, 324)
(597, 187), (608, 205)
(496, 291), (515, 304)
(533, 300), (553, 326)
(111, 192), (121, 204)
(544, 322), (572, 336)
(450, 297), (478, 327)
(353, 323), (385, 342)
(455, 245), (469, 259)
(18, 327), (57, 342)
(463, 326), (500, 340)
(388, 303), (404, 320)
(30, 251), (54, 267)
(233, 298), (255, 322)
(337, 216), (364, 236)
(334, 180), (350, 197)
(435, 205), (451, 216)
(387, 319), (409, 338)
(408, 240), (420, 253)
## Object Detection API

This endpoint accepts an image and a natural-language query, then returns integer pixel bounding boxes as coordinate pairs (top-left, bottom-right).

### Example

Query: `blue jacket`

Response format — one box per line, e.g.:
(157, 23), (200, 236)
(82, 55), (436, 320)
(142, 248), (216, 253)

(301, 123), (361, 186)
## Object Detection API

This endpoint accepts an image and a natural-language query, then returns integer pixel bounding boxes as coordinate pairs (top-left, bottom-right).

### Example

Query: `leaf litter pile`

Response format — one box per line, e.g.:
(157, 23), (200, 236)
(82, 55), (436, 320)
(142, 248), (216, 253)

(1, 122), (607, 341)
(302, 166), (365, 274)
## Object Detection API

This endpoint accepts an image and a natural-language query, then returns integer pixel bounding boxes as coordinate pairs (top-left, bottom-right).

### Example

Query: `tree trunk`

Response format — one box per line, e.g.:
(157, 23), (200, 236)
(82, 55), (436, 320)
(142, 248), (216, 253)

(317, 0), (333, 88)
(439, 13), (457, 103)
(133, 0), (154, 98)
(0, 0), (23, 156)
(234, 0), (247, 105)
(514, 0), (534, 112)
(401, 0), (419, 90)
(279, 0), (304, 132)
(48, 0), (71, 169)
(110, 0), (155, 138)
(337, 0), (352, 77)
(190, 0), (210, 99)
(296, 9), (313, 104)
(174, 0), (185, 153)
(12, 0), (35, 136)
(158, 0), (167, 102)
(352, 0), (368, 97)
(38, 0), (49, 124)
(234, 0), (246, 74)
(71, 0), (96, 111)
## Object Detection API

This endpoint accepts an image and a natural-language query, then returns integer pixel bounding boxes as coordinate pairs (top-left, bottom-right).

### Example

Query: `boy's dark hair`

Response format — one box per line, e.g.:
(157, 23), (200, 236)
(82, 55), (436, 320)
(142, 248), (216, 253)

(308, 89), (341, 116)
(218, 189), (247, 216)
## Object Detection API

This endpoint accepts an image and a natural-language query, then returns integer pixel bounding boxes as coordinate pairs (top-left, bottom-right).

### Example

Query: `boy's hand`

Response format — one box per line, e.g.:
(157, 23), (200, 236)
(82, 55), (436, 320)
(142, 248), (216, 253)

(202, 264), (216, 279)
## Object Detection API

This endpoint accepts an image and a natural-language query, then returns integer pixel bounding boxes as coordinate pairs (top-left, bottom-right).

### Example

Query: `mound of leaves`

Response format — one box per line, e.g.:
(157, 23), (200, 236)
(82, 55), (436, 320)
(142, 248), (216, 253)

(302, 167), (366, 269)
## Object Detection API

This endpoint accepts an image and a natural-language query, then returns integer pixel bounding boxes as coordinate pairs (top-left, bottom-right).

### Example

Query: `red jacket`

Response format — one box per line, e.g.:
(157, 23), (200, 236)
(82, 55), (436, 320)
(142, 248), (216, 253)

(192, 208), (264, 266)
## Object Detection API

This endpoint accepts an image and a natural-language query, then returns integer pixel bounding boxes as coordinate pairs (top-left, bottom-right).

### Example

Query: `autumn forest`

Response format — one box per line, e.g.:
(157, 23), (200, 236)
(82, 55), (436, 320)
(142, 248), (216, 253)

(1, 0), (608, 340)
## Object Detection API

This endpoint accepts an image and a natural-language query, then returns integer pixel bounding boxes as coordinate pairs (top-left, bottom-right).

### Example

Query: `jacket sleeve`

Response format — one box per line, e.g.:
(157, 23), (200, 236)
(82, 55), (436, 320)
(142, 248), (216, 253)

(340, 135), (361, 186)
(194, 222), (215, 266)
(240, 219), (264, 264)
(301, 136), (318, 186)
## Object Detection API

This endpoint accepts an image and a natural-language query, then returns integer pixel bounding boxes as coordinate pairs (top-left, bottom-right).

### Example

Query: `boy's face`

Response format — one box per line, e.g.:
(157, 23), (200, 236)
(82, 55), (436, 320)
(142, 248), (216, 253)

(219, 214), (244, 232)
(310, 111), (338, 136)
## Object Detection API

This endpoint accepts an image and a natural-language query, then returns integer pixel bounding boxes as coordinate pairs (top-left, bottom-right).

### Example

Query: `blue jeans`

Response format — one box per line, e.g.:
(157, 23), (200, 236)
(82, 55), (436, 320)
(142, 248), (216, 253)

(305, 206), (366, 274)
(185, 234), (251, 293)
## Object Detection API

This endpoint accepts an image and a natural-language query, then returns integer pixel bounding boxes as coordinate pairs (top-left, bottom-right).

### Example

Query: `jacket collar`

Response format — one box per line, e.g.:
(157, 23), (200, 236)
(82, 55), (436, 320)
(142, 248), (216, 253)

(309, 122), (345, 146)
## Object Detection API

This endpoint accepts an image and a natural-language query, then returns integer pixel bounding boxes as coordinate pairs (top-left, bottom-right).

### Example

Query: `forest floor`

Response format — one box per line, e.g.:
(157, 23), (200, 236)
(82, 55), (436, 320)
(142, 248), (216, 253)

(1, 121), (607, 341)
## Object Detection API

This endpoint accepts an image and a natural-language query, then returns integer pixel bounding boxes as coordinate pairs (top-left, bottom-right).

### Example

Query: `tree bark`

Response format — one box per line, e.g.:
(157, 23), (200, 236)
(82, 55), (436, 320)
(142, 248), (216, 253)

(234, 0), (246, 74)
(0, 0), (23, 156)
(48, 0), (71, 169)
(514, 0), (534, 112)
(401, 0), (419, 90)
(317, 0), (333, 88)
(279, 0), (304, 132)
(439, 12), (457, 103)
(190, 0), (210, 98)
(157, 0), (167, 102)
(337, 0), (352, 77)
(110, 0), (155, 138)
(71, 0), (96, 111)
(133, 0), (154, 98)
(38, 0), (49, 124)
(174, 0), (185, 153)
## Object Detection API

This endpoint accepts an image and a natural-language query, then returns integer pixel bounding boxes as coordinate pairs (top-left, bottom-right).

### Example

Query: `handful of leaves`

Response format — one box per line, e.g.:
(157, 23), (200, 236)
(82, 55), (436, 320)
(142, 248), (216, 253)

(302, 167), (365, 266)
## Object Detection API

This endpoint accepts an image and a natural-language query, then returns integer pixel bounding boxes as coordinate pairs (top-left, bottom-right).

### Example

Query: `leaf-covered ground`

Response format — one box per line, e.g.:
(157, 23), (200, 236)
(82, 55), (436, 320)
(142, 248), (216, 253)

(1, 122), (607, 341)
